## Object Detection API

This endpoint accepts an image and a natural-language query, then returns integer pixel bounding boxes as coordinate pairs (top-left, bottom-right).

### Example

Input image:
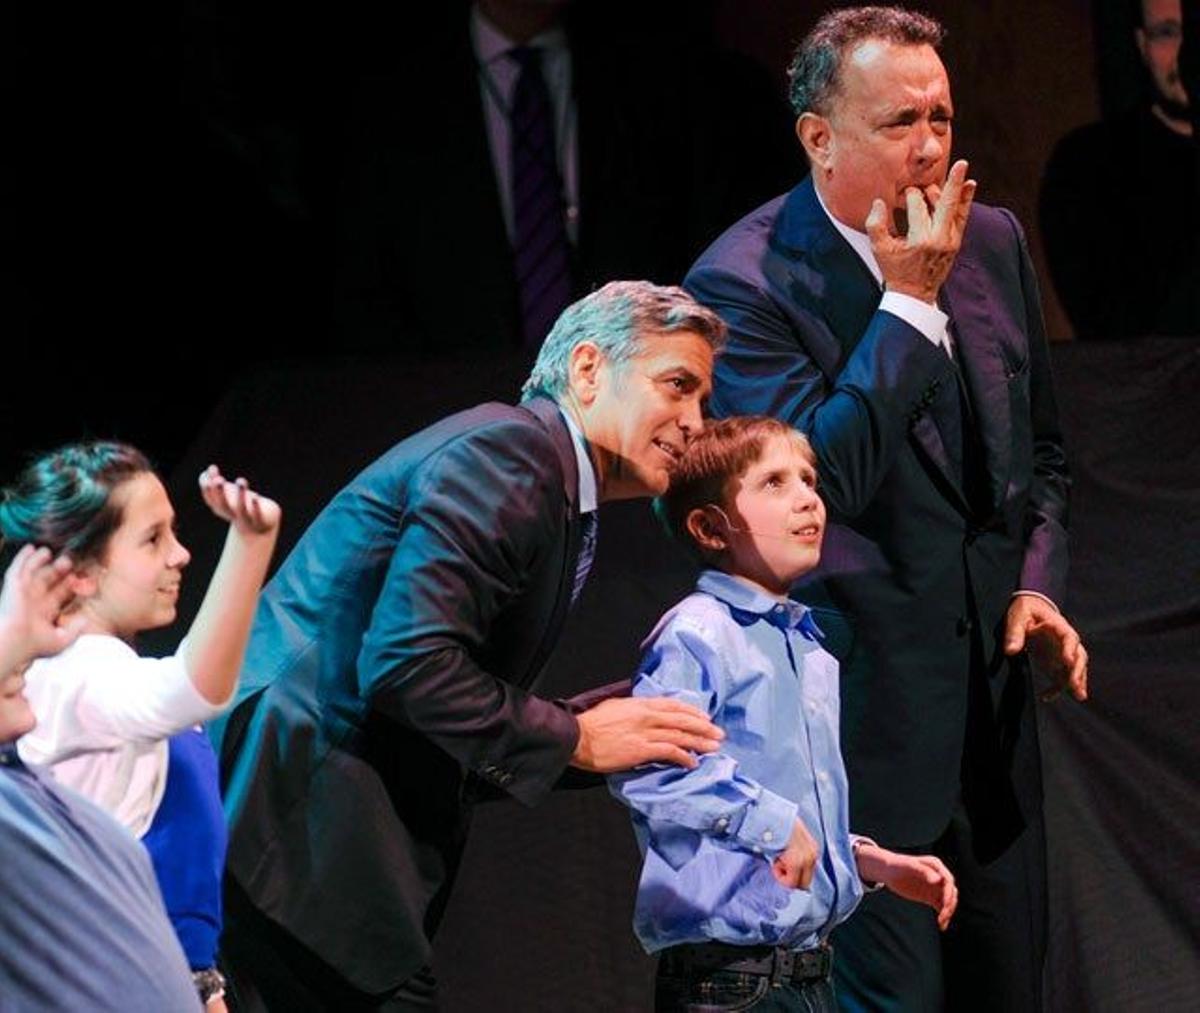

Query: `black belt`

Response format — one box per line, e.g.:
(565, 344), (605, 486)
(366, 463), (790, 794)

(661, 941), (833, 987)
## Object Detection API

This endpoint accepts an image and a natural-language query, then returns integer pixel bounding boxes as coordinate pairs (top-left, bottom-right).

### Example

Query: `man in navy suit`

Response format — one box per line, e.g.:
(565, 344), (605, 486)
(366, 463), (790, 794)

(685, 9), (1088, 1011)
(215, 281), (727, 1008)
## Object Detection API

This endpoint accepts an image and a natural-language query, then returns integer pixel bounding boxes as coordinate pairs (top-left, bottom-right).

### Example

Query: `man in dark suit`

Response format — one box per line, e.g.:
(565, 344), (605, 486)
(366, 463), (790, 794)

(214, 281), (727, 1008)
(685, 9), (1088, 1011)
(334, 0), (797, 355)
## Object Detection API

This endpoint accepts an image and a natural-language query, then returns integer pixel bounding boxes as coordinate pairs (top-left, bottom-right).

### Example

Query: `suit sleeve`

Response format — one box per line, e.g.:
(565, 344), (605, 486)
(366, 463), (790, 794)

(1003, 209), (1071, 602)
(686, 260), (953, 520)
(355, 420), (580, 807)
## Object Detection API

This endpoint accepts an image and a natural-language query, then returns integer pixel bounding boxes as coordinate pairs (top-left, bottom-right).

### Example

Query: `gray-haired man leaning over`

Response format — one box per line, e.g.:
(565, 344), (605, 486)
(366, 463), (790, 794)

(214, 281), (727, 1009)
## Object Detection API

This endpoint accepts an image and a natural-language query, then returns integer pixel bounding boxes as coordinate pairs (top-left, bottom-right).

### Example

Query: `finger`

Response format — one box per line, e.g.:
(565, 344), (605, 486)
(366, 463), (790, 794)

(953, 179), (978, 234)
(905, 187), (931, 239)
(648, 713), (724, 742)
(1068, 643), (1089, 701)
(865, 198), (893, 246)
(1004, 612), (1029, 655)
(246, 491), (266, 530)
(649, 729), (723, 755)
(931, 159), (968, 233)
(644, 743), (699, 770)
(643, 699), (725, 737)
(798, 860), (815, 890)
(54, 614), (88, 649)
(16, 543), (45, 574)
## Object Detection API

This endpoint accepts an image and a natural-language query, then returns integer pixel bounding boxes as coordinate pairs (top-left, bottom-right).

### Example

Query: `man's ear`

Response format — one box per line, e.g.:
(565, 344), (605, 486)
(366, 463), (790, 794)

(567, 341), (605, 407)
(796, 112), (833, 173)
(685, 507), (726, 553)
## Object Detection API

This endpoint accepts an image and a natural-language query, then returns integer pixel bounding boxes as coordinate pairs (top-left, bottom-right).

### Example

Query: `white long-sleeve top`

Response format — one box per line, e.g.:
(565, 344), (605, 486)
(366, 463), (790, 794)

(18, 634), (228, 837)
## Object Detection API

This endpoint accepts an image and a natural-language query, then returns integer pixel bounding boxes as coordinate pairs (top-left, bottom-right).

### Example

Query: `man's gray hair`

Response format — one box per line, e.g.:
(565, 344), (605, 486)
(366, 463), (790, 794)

(521, 280), (726, 400)
(787, 6), (944, 116)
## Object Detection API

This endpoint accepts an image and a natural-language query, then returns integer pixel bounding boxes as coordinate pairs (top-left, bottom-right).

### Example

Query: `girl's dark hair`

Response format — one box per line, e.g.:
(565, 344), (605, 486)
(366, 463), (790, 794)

(0, 441), (153, 565)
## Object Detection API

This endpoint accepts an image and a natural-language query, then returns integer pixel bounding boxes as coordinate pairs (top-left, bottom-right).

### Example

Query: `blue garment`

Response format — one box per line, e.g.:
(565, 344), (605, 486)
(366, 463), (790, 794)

(610, 570), (864, 953)
(142, 727), (227, 970)
(0, 745), (200, 1010)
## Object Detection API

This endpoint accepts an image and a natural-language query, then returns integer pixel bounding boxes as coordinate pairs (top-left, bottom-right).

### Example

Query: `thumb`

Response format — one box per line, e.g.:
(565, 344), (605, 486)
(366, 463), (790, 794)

(1004, 616), (1027, 655)
(55, 615), (89, 650)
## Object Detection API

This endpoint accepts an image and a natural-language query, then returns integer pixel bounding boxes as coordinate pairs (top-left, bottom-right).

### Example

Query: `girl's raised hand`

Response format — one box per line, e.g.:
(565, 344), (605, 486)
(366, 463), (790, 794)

(198, 465), (282, 535)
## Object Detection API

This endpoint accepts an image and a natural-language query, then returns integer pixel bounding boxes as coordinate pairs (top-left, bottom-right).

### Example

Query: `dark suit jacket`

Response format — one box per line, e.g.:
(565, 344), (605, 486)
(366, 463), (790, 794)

(333, 5), (796, 353)
(686, 177), (1070, 856)
(213, 396), (587, 993)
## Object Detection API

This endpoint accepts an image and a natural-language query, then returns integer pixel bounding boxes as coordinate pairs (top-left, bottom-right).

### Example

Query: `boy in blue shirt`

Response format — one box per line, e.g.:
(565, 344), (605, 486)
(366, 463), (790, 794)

(611, 416), (957, 1011)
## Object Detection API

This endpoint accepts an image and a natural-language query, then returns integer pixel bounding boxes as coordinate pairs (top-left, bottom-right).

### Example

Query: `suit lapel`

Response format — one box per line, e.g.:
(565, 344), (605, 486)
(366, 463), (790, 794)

(771, 178), (882, 378)
(940, 257), (1012, 515)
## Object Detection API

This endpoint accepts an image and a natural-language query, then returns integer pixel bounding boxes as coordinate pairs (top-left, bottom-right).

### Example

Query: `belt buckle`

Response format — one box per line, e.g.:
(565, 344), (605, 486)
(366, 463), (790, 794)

(769, 948), (795, 987)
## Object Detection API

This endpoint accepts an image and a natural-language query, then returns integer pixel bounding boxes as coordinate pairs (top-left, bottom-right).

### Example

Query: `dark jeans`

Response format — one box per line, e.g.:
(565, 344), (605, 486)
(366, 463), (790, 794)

(655, 944), (838, 1013)
(222, 877), (437, 1012)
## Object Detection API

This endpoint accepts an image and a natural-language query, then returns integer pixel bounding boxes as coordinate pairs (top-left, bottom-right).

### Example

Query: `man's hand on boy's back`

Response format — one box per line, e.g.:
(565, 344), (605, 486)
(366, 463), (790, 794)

(771, 818), (820, 889)
(854, 843), (959, 931)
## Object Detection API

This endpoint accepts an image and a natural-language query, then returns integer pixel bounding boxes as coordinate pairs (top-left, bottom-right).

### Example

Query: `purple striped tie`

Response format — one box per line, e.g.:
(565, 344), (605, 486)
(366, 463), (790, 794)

(510, 46), (573, 351)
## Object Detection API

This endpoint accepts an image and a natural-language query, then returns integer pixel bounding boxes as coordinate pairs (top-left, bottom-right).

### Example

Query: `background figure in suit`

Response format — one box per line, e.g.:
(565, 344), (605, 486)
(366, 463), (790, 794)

(685, 9), (1087, 1011)
(214, 281), (727, 1009)
(334, 0), (797, 355)
(1040, 0), (1198, 338)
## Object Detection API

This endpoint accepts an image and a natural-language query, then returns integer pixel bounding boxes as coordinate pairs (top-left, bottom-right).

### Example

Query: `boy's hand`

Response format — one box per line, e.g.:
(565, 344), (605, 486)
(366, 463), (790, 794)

(771, 818), (819, 890)
(855, 843), (958, 930)
(0, 546), (86, 669)
(199, 465), (282, 536)
(570, 697), (723, 772)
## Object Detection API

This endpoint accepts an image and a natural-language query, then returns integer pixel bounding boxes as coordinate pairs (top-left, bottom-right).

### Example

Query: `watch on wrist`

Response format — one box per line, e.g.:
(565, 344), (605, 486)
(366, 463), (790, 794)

(192, 967), (227, 1004)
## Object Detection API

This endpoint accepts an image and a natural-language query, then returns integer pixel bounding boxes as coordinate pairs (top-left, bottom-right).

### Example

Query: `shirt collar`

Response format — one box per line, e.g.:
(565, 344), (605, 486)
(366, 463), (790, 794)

(470, 4), (569, 67)
(814, 184), (883, 289)
(558, 406), (598, 513)
(697, 569), (824, 640)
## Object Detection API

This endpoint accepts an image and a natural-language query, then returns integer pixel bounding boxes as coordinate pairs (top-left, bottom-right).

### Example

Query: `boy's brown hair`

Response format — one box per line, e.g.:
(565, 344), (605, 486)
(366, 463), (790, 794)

(655, 416), (816, 564)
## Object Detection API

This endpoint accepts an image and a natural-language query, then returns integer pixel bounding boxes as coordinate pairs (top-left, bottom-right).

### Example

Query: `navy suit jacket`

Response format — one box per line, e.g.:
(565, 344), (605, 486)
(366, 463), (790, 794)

(213, 396), (588, 992)
(686, 177), (1070, 855)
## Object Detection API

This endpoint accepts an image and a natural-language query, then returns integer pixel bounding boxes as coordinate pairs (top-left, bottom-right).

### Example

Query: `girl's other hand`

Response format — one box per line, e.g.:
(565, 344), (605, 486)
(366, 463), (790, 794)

(198, 466), (282, 535)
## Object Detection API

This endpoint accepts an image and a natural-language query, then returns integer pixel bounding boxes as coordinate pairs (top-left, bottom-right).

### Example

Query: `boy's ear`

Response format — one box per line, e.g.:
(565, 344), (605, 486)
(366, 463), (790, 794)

(685, 507), (726, 553)
(566, 341), (605, 407)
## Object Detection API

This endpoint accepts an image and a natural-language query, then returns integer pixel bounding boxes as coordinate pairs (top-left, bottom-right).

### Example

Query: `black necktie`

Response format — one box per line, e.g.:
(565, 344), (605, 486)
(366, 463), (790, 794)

(571, 511), (598, 606)
(510, 46), (573, 351)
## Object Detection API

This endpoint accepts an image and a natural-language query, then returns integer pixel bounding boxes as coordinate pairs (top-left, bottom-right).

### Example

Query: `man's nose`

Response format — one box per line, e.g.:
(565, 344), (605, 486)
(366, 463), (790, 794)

(913, 122), (946, 165)
(679, 396), (704, 436)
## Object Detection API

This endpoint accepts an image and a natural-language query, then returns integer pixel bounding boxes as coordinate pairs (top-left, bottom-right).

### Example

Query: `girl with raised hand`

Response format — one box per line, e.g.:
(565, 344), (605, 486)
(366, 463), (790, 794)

(0, 441), (281, 1011)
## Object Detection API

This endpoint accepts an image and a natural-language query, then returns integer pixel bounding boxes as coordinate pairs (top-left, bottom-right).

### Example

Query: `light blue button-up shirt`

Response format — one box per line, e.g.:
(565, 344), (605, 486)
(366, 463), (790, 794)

(610, 570), (864, 953)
